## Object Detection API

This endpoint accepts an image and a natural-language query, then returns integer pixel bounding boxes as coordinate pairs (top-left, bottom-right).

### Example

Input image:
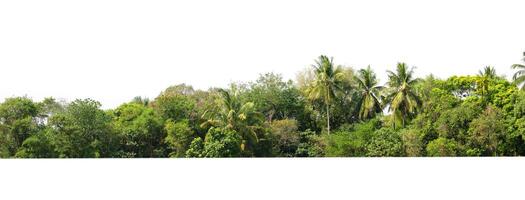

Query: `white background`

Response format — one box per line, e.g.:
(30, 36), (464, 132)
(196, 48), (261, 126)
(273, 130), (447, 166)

(0, 158), (523, 200)
(1, 0), (524, 108)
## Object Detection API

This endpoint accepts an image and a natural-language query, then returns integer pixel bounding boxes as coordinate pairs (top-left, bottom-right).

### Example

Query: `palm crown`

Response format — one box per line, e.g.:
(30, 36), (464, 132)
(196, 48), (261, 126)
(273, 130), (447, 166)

(201, 87), (264, 152)
(386, 63), (421, 129)
(355, 66), (383, 120)
(512, 52), (525, 90)
(305, 55), (346, 134)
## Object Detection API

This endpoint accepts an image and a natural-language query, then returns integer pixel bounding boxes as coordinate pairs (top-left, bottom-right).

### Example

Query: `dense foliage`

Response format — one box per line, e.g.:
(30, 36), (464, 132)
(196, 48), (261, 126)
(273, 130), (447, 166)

(2, 53), (525, 158)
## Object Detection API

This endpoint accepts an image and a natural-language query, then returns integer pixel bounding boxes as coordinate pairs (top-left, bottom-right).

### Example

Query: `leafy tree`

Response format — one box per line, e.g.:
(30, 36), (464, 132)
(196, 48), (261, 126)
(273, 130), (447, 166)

(355, 66), (383, 120)
(426, 137), (459, 157)
(305, 55), (346, 134)
(111, 103), (165, 158)
(512, 52), (525, 90)
(185, 127), (242, 158)
(325, 119), (380, 157)
(0, 97), (41, 157)
(49, 99), (117, 158)
(131, 96), (150, 106)
(366, 128), (403, 157)
(385, 63), (421, 129)
(401, 128), (423, 157)
(295, 129), (325, 157)
(165, 119), (195, 157)
(153, 84), (195, 121)
(435, 102), (482, 144)
(467, 106), (505, 156)
(15, 130), (57, 158)
(269, 119), (300, 157)
(244, 73), (307, 123)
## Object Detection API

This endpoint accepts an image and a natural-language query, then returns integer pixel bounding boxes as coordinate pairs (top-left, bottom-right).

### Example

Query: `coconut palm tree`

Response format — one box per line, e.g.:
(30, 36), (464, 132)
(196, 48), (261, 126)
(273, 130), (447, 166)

(386, 63), (421, 129)
(477, 66), (497, 101)
(512, 52), (525, 90)
(305, 55), (345, 134)
(201, 87), (264, 152)
(355, 66), (383, 120)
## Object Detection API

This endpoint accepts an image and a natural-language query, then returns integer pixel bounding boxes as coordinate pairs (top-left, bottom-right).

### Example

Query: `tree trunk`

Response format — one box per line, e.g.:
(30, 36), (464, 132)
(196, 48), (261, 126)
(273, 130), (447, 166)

(326, 102), (330, 135)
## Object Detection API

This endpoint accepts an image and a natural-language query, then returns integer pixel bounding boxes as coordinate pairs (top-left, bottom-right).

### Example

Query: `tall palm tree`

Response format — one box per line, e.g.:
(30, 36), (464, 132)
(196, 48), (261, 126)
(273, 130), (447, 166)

(201, 87), (264, 152)
(305, 55), (345, 134)
(512, 52), (525, 90)
(355, 66), (383, 120)
(386, 63), (421, 129)
(477, 66), (496, 101)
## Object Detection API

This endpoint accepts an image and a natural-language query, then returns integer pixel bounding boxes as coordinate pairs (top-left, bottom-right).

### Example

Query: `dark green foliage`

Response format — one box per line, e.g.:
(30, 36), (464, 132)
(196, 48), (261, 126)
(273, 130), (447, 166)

(185, 128), (242, 158)
(15, 130), (57, 158)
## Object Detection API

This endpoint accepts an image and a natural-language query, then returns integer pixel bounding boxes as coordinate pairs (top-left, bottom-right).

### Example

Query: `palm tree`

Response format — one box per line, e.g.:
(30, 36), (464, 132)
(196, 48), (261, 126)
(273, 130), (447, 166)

(512, 52), (525, 90)
(477, 66), (496, 101)
(201, 87), (264, 152)
(355, 66), (383, 120)
(386, 63), (421, 129)
(478, 66), (497, 79)
(305, 55), (345, 134)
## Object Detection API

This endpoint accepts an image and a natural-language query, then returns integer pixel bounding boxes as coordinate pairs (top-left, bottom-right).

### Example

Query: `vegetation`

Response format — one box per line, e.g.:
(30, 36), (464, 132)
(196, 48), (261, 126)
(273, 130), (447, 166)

(2, 52), (525, 158)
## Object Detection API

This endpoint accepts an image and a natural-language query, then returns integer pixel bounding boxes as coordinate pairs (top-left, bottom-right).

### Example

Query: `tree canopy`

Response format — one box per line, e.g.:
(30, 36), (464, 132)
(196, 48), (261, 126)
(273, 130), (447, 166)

(2, 52), (525, 158)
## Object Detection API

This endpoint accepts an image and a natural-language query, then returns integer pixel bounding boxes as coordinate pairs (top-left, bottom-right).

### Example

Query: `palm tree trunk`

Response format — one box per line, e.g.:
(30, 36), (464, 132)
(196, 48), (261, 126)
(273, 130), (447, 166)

(326, 102), (330, 135)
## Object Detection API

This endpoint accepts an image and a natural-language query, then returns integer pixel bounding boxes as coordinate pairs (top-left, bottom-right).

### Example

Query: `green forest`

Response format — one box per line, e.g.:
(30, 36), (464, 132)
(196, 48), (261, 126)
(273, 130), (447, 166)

(2, 53), (525, 158)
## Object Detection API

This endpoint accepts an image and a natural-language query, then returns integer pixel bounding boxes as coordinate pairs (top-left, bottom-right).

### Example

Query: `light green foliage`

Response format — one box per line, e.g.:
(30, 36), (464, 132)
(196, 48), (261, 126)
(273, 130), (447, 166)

(366, 128), (403, 157)
(165, 119), (194, 157)
(111, 103), (165, 157)
(185, 128), (242, 158)
(426, 137), (459, 157)
(325, 119), (380, 157)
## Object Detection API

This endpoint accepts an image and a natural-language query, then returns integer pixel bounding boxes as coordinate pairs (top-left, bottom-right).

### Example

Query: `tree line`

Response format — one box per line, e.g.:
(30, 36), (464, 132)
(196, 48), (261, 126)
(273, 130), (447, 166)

(1, 52), (525, 158)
